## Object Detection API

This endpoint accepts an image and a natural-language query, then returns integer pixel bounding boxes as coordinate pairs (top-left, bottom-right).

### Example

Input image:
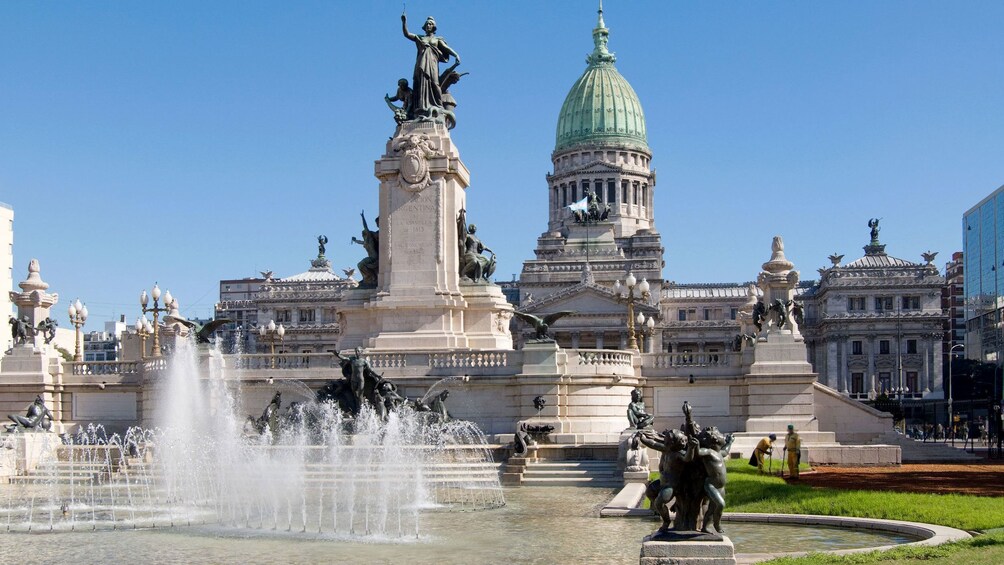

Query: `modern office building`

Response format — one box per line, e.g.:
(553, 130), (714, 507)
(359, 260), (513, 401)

(963, 184), (1004, 362)
(1, 202), (12, 359)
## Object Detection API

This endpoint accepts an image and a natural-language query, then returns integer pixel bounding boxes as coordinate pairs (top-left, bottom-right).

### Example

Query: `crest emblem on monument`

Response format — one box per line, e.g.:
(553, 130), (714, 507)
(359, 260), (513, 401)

(393, 133), (439, 192)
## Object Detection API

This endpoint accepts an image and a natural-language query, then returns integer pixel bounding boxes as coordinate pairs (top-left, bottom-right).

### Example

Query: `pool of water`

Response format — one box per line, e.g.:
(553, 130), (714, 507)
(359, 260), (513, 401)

(0, 487), (918, 564)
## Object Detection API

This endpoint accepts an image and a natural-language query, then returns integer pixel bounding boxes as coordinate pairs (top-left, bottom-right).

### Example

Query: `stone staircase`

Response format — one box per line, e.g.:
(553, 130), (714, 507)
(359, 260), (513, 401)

(872, 434), (983, 463)
(504, 458), (621, 487)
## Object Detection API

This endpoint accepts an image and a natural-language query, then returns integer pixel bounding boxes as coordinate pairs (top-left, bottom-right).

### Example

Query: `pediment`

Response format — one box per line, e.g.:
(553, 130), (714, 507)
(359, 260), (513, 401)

(522, 283), (659, 317)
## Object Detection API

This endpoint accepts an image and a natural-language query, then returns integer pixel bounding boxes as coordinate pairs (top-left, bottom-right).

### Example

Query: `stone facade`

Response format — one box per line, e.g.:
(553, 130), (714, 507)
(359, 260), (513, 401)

(517, 8), (663, 349)
(800, 230), (946, 400)
(253, 257), (355, 354)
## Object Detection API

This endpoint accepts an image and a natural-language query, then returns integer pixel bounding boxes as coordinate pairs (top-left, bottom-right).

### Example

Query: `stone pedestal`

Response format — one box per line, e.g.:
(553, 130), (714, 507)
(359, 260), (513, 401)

(459, 282), (513, 350)
(618, 428), (650, 481)
(640, 537), (736, 565)
(337, 120), (513, 352)
(365, 121), (470, 351)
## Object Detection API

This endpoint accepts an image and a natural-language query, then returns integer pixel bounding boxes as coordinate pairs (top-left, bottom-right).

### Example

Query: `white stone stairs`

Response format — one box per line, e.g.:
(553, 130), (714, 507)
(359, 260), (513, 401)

(519, 459), (622, 487)
(727, 431), (837, 464)
(870, 433), (983, 463)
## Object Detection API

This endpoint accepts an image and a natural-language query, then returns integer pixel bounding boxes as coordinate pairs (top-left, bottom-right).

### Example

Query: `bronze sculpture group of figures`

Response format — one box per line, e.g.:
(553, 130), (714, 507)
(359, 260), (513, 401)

(385, 13), (466, 129)
(571, 190), (611, 224)
(734, 298), (804, 351)
(246, 350), (454, 440)
(5, 395), (54, 433)
(315, 348), (450, 422)
(634, 402), (734, 538)
(8, 316), (58, 347)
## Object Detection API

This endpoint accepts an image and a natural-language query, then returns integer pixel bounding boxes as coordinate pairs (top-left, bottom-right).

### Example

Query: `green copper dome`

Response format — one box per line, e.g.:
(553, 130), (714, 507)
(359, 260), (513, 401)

(555, 8), (649, 154)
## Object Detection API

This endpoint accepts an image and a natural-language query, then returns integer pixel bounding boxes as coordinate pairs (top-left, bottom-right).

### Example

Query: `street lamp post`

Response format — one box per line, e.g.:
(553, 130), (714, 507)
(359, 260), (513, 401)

(135, 316), (153, 359)
(259, 319), (285, 369)
(613, 273), (651, 351)
(140, 284), (174, 358)
(893, 386), (910, 434)
(948, 344), (964, 446)
(68, 299), (88, 362)
(636, 314), (656, 353)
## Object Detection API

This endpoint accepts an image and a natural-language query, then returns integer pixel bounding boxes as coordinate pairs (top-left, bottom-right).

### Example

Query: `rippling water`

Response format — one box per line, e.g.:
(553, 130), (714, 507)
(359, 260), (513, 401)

(0, 487), (915, 565)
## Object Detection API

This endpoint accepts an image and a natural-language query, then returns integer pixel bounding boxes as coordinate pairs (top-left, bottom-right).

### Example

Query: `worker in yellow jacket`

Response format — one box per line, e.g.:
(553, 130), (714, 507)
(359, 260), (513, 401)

(753, 433), (776, 474)
(784, 424), (801, 479)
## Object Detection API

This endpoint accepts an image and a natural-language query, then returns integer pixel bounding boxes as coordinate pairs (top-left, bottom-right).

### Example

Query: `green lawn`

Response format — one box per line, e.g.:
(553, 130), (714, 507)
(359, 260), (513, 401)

(711, 460), (1004, 564)
(724, 460), (1004, 531)
(760, 531), (1004, 565)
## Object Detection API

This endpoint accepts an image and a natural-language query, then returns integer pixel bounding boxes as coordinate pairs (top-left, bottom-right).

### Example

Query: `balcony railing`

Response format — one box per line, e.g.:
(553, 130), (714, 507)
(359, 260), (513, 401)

(644, 352), (736, 368)
(69, 361), (140, 376)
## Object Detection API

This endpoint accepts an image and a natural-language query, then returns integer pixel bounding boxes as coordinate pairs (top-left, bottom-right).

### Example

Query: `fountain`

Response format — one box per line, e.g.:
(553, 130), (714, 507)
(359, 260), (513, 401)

(0, 338), (504, 534)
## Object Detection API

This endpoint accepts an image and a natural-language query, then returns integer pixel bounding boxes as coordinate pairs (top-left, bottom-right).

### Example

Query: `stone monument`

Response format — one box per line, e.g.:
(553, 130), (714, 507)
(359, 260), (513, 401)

(337, 13), (512, 352)
(744, 236), (818, 437)
(2, 259), (64, 436)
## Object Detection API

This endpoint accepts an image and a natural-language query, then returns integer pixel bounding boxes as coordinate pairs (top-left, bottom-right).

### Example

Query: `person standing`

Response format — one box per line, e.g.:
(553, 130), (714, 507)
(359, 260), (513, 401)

(753, 433), (776, 474)
(784, 424), (801, 479)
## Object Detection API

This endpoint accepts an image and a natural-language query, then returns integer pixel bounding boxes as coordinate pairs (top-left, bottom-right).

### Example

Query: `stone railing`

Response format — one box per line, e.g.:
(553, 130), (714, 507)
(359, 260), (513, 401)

(645, 352), (737, 369)
(574, 349), (633, 367)
(429, 351), (510, 369)
(367, 353), (409, 369)
(228, 353), (338, 371)
(69, 361), (140, 376)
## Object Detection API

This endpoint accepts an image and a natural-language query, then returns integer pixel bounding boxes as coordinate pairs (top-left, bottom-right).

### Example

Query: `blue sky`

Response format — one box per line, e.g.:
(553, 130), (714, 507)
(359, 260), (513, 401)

(2, 1), (1003, 329)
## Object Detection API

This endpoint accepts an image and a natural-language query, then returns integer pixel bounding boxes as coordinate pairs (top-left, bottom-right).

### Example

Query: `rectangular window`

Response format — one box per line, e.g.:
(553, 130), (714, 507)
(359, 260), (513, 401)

(851, 372), (864, 395)
(607, 180), (616, 203)
(678, 309), (687, 322)
(299, 309), (315, 323)
(703, 308), (711, 321)
(621, 180), (628, 203)
(906, 371), (919, 394)
(848, 297), (865, 311)
(907, 339), (917, 354)
(852, 340), (863, 355)
(276, 310), (291, 323)
(561, 186), (567, 207)
(730, 308), (737, 320)
(581, 180), (589, 195)
(901, 296), (920, 310)
(875, 297), (894, 311)
(879, 340), (890, 354)
(570, 182), (577, 202)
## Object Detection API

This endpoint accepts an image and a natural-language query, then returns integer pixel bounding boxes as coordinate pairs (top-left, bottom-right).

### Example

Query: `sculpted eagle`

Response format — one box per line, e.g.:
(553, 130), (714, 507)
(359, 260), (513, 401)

(513, 310), (575, 342)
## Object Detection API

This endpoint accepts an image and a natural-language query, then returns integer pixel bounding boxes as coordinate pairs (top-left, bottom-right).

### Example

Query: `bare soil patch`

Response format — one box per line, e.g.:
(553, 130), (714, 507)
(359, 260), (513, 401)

(795, 462), (1004, 497)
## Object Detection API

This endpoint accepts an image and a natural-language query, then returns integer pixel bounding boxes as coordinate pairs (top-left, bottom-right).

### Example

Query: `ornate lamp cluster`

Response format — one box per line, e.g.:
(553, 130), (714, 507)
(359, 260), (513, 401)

(68, 299), (88, 362)
(134, 316), (154, 359)
(259, 319), (286, 368)
(613, 272), (652, 351)
(140, 284), (174, 358)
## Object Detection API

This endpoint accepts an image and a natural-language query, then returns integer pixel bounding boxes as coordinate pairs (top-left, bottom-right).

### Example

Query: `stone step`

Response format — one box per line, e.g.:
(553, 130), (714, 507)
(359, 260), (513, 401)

(521, 476), (621, 487)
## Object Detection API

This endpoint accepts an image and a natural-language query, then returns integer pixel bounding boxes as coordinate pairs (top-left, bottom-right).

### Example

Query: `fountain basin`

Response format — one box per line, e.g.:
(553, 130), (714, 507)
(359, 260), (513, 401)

(0, 487), (951, 564)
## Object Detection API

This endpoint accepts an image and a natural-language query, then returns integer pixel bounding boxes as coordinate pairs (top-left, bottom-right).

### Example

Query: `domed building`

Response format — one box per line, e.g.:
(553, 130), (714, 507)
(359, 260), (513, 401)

(518, 6), (664, 350)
